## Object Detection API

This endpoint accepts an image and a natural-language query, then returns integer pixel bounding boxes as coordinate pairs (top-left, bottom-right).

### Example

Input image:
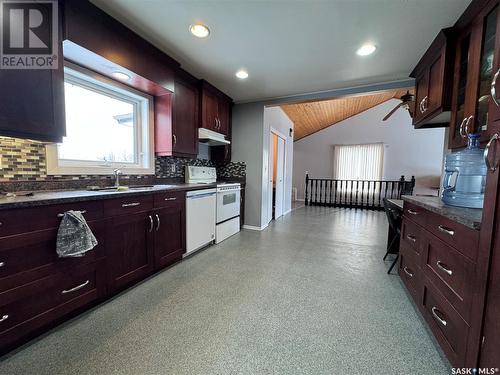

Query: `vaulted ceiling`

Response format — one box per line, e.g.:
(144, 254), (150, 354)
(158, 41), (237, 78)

(281, 89), (413, 141)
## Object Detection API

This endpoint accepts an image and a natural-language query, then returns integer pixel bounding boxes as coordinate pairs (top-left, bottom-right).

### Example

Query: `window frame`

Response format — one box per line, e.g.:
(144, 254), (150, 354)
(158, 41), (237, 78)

(46, 63), (154, 176)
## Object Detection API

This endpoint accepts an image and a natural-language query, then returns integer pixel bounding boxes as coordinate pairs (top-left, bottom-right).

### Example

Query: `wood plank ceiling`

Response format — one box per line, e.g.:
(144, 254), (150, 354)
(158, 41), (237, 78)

(281, 89), (413, 141)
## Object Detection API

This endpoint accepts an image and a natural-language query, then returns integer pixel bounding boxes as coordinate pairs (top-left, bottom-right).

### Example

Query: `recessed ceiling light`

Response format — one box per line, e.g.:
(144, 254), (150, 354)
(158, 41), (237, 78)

(190, 24), (210, 38)
(356, 44), (377, 56)
(111, 71), (130, 81)
(235, 70), (249, 79)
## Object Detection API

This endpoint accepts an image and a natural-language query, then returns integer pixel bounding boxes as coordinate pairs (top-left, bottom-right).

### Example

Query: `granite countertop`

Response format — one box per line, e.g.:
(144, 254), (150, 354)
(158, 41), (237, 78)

(0, 183), (221, 210)
(402, 195), (482, 230)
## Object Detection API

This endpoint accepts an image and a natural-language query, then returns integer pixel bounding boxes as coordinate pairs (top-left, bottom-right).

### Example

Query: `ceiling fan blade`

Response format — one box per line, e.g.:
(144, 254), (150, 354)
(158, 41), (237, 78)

(382, 104), (401, 121)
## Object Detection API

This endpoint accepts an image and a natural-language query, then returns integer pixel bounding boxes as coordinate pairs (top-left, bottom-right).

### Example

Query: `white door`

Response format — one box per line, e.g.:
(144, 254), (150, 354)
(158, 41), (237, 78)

(275, 136), (285, 219)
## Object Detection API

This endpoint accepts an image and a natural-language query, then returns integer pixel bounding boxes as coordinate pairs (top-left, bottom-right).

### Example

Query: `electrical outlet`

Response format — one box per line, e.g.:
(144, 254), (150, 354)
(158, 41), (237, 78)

(171, 165), (176, 173)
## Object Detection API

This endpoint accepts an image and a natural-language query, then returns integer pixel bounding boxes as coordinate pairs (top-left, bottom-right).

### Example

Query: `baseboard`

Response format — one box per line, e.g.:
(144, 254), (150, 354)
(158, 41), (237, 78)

(283, 209), (292, 215)
(294, 198), (305, 202)
(243, 223), (268, 231)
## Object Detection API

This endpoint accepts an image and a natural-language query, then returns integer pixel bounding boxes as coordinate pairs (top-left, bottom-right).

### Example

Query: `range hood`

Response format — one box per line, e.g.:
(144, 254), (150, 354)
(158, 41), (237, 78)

(198, 128), (230, 146)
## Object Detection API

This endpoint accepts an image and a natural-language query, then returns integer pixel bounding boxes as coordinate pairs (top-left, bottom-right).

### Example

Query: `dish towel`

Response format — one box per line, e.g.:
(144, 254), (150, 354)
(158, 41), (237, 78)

(56, 210), (98, 257)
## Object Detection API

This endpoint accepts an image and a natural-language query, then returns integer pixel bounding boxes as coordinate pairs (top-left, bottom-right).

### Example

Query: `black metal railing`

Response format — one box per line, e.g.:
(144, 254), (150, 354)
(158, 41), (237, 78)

(304, 174), (415, 210)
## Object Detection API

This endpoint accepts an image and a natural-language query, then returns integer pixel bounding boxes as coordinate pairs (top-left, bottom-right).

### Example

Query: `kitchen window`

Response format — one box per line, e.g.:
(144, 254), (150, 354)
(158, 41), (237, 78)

(46, 65), (154, 175)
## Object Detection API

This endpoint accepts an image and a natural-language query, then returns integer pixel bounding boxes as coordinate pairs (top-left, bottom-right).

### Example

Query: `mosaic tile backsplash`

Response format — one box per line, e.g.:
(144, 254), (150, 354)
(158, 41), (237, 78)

(0, 137), (246, 187)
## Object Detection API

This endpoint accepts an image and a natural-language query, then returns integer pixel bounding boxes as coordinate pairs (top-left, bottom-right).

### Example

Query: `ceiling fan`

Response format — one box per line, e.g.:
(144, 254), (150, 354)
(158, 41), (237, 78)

(382, 91), (415, 121)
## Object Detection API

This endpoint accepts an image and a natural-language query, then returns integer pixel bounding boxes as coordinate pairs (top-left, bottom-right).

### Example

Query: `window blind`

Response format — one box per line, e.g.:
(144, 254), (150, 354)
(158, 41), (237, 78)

(333, 143), (384, 180)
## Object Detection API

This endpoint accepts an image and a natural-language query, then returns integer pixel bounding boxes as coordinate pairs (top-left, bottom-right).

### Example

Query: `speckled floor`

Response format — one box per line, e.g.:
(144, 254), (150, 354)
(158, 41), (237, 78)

(0, 206), (450, 375)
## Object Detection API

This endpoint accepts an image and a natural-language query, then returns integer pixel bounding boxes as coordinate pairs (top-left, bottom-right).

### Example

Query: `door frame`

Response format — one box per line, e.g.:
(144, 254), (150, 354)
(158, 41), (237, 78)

(268, 127), (287, 224)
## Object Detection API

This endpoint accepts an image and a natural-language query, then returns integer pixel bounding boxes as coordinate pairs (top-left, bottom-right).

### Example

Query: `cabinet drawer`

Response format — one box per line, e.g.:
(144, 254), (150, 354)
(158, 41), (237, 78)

(0, 201), (103, 237)
(154, 191), (185, 208)
(401, 218), (422, 256)
(399, 244), (422, 304)
(0, 261), (104, 350)
(0, 221), (105, 294)
(103, 195), (153, 216)
(422, 280), (469, 367)
(423, 235), (475, 322)
(403, 202), (479, 261)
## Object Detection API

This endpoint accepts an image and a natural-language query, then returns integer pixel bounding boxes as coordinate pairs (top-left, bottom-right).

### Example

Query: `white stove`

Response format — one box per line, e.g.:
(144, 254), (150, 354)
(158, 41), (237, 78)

(185, 166), (241, 245)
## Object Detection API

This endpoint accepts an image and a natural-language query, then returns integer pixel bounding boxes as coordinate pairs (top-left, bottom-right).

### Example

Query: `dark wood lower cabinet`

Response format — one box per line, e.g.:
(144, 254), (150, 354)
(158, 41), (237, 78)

(153, 204), (185, 269)
(106, 212), (155, 292)
(399, 201), (487, 368)
(0, 190), (187, 354)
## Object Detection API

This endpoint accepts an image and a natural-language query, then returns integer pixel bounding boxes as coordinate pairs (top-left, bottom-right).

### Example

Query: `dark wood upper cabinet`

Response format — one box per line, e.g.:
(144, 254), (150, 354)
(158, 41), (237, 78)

(172, 70), (199, 157)
(155, 69), (199, 158)
(450, 1), (499, 148)
(0, 2), (65, 143)
(200, 80), (232, 137)
(410, 29), (454, 128)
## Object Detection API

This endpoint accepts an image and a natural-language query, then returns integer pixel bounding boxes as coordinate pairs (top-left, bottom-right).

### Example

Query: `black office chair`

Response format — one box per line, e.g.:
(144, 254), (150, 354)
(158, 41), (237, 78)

(383, 198), (402, 274)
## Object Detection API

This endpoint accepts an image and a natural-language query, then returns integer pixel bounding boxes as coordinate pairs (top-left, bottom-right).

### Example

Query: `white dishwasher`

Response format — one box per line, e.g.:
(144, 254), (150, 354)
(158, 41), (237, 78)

(185, 188), (216, 256)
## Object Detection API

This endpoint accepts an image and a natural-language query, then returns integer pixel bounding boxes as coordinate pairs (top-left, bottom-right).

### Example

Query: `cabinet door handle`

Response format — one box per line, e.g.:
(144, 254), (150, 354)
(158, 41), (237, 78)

(148, 215), (154, 233)
(419, 99), (425, 114)
(431, 307), (447, 326)
(459, 118), (468, 138)
(403, 267), (414, 277)
(437, 225), (454, 236)
(491, 68), (500, 107)
(423, 96), (428, 112)
(164, 197), (177, 201)
(61, 280), (90, 294)
(121, 202), (141, 208)
(173, 134), (177, 146)
(465, 115), (474, 135)
(406, 234), (416, 243)
(484, 134), (499, 172)
(155, 214), (160, 231)
(436, 261), (453, 276)
(0, 314), (8, 323)
(407, 209), (418, 215)
(0, 261), (5, 268)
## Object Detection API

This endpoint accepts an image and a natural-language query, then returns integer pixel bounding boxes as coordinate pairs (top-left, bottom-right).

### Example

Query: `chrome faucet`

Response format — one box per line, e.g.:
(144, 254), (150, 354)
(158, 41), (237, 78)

(113, 168), (123, 187)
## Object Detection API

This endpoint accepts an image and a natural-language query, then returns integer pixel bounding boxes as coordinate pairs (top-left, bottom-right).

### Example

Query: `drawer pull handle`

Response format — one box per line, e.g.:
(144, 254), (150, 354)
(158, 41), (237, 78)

(0, 261), (4, 268)
(431, 307), (447, 327)
(164, 197), (177, 201)
(61, 280), (90, 294)
(121, 202), (141, 208)
(155, 214), (160, 231)
(407, 209), (418, 215)
(0, 314), (8, 323)
(436, 261), (453, 276)
(57, 210), (87, 218)
(437, 225), (454, 236)
(403, 267), (414, 277)
(406, 235), (417, 243)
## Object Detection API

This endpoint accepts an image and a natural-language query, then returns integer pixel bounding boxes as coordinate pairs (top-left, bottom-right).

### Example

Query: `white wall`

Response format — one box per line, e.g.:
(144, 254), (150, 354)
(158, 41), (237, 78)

(292, 99), (446, 200)
(263, 107), (294, 223)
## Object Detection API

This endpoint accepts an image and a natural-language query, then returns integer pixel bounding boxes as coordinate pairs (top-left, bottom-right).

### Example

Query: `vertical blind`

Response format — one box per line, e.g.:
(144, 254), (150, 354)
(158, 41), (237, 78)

(333, 143), (384, 180)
